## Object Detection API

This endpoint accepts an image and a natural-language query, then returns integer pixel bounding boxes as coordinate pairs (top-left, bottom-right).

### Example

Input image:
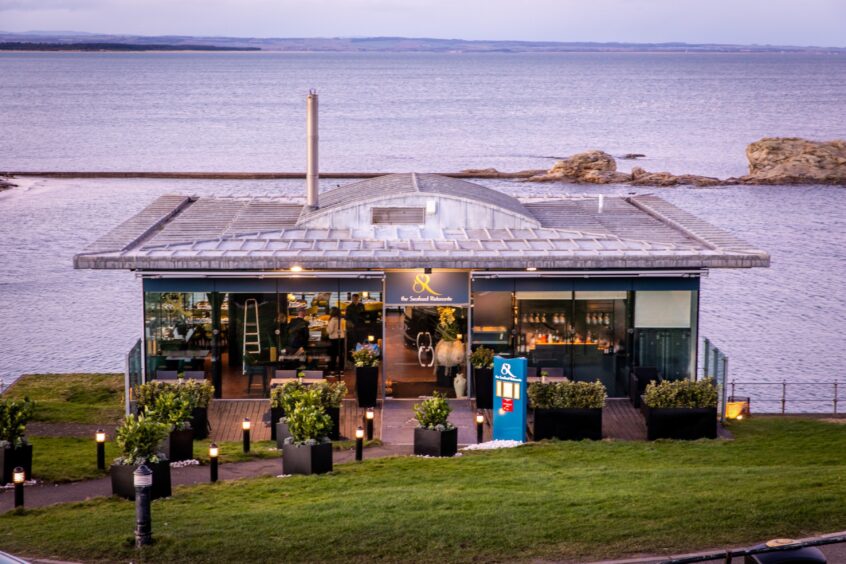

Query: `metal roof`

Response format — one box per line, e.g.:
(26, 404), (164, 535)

(74, 174), (770, 271)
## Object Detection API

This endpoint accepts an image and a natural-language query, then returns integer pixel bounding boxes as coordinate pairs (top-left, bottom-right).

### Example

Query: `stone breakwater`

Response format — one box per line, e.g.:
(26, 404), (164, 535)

(472, 138), (846, 187)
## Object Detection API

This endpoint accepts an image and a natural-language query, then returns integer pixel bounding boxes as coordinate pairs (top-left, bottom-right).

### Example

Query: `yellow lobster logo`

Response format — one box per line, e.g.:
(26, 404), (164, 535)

(412, 273), (442, 296)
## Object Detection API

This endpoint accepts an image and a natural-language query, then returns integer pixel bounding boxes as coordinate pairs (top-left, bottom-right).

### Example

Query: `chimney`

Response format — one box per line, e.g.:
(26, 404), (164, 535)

(306, 90), (319, 209)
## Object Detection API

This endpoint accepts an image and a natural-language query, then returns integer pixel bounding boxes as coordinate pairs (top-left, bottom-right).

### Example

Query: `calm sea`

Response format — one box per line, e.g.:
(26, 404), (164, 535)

(1, 52), (845, 410)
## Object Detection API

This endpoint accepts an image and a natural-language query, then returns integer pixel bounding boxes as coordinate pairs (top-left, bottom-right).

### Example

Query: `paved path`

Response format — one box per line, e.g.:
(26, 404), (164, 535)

(0, 445), (410, 514)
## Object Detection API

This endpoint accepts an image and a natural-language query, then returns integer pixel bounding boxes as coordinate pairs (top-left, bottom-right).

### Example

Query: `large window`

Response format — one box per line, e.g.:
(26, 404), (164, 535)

(144, 292), (214, 380)
(634, 290), (698, 380)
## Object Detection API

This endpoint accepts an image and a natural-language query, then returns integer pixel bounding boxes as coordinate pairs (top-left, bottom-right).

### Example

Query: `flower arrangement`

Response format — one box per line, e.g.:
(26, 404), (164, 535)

(0, 397), (35, 449)
(643, 378), (718, 409)
(413, 392), (454, 431)
(352, 346), (380, 367)
(436, 306), (459, 342)
(114, 414), (170, 465)
(469, 346), (494, 369)
(527, 381), (606, 410)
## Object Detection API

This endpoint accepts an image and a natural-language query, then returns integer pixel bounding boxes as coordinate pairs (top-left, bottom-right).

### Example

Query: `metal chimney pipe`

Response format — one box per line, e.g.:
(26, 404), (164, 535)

(306, 90), (319, 209)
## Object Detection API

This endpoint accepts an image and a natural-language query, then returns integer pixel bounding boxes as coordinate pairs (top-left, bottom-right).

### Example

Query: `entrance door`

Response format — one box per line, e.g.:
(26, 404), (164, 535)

(383, 306), (467, 398)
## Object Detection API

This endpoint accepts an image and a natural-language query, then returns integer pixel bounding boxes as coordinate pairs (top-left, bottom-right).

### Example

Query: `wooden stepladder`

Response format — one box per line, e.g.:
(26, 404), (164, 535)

(242, 298), (261, 374)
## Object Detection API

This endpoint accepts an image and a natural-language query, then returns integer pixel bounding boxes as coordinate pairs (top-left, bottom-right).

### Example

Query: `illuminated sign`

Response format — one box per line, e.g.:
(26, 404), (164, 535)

(492, 356), (527, 442)
(385, 271), (469, 305)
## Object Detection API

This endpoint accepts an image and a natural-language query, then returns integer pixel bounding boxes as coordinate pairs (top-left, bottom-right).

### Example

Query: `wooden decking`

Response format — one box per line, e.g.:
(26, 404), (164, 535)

(602, 398), (648, 440)
(208, 398), (383, 442)
(208, 397), (649, 443)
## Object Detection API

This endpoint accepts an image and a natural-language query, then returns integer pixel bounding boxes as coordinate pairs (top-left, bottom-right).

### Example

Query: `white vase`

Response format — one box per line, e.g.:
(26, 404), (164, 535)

(454, 372), (467, 398)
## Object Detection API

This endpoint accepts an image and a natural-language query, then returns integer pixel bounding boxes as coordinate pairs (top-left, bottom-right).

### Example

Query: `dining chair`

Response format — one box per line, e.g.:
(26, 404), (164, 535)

(182, 371), (206, 381)
(156, 370), (179, 380)
(274, 370), (297, 379)
(302, 370), (325, 380)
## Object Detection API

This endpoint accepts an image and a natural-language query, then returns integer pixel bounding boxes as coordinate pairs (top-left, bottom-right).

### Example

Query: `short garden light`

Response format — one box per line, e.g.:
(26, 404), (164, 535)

(96, 429), (106, 470)
(476, 411), (485, 443)
(242, 418), (251, 453)
(13, 466), (25, 508)
(209, 443), (219, 483)
(367, 335), (375, 343)
(355, 426), (364, 462)
(133, 464), (153, 547)
(365, 408), (374, 440)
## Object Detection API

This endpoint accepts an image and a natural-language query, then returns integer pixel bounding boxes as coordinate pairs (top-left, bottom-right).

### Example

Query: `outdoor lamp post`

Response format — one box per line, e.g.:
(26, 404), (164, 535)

(242, 418), (251, 453)
(209, 443), (219, 483)
(476, 411), (485, 444)
(355, 426), (364, 462)
(133, 464), (153, 548)
(365, 408), (374, 440)
(13, 466), (25, 508)
(96, 429), (106, 470)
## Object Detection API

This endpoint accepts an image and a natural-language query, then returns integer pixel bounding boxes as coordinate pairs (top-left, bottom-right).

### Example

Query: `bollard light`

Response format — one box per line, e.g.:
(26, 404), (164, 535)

(13, 466), (25, 508)
(365, 408), (374, 440)
(209, 443), (219, 483)
(367, 335), (375, 343)
(96, 429), (106, 470)
(242, 418), (251, 453)
(133, 464), (153, 547)
(355, 426), (364, 462)
(476, 411), (485, 444)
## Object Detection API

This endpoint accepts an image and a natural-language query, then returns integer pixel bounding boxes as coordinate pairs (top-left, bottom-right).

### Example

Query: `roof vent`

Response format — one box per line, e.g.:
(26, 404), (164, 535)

(371, 207), (426, 225)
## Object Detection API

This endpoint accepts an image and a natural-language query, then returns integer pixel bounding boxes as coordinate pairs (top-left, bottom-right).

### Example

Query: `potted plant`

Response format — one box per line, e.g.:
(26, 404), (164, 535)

(147, 391), (195, 462)
(135, 379), (215, 439)
(470, 346), (495, 409)
(642, 378), (718, 440)
(181, 379), (214, 439)
(315, 381), (348, 440)
(353, 346), (380, 408)
(413, 392), (457, 457)
(270, 380), (306, 446)
(111, 414), (171, 500)
(528, 380), (606, 441)
(0, 398), (35, 484)
(282, 388), (333, 475)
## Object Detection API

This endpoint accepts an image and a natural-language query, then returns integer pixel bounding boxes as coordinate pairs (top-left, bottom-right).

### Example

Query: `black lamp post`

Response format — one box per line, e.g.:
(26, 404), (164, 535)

(133, 464), (153, 547)
(242, 418), (251, 453)
(355, 426), (364, 461)
(476, 411), (485, 444)
(365, 408), (374, 441)
(13, 466), (25, 508)
(96, 429), (106, 470)
(209, 443), (219, 483)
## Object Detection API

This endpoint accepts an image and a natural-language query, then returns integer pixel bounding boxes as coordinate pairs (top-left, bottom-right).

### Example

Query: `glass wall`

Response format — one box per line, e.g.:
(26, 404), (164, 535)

(633, 290), (698, 380)
(144, 291), (214, 380)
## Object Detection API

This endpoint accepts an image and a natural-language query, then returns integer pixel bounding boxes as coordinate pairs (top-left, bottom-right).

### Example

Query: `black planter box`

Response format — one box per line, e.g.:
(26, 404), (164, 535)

(643, 405), (718, 440)
(282, 442), (333, 475)
(413, 427), (458, 457)
(270, 407), (285, 441)
(110, 459), (172, 500)
(275, 420), (291, 449)
(533, 408), (603, 441)
(191, 407), (210, 440)
(473, 368), (493, 409)
(356, 366), (379, 408)
(326, 406), (341, 440)
(163, 428), (194, 462)
(1, 443), (33, 484)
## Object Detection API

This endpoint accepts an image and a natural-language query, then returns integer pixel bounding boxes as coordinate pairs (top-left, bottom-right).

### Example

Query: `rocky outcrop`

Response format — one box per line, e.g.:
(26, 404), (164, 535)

(631, 167), (722, 187)
(0, 176), (17, 192)
(741, 137), (846, 184)
(529, 150), (622, 182)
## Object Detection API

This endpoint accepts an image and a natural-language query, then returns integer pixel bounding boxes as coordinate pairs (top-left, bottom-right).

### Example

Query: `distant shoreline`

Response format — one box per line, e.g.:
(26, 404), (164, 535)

(0, 42), (260, 52)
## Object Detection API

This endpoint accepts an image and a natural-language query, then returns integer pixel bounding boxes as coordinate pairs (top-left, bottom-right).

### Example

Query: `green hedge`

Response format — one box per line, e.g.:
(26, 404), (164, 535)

(527, 381), (606, 409)
(643, 378), (718, 409)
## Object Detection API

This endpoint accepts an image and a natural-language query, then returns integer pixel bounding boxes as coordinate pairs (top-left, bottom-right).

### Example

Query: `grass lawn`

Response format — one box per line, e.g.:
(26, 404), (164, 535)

(4, 373), (124, 425)
(3, 418), (846, 563)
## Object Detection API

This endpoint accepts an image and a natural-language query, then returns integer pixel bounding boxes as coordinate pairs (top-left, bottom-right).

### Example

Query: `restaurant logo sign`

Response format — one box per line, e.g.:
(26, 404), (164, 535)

(493, 356), (527, 442)
(385, 271), (469, 305)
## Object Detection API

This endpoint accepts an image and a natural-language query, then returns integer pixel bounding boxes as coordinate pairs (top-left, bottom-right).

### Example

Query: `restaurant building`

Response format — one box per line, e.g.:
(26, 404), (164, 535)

(74, 171), (770, 402)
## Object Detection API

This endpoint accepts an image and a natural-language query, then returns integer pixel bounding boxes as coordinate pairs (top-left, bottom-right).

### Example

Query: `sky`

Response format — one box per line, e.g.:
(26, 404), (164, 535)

(1, 0), (845, 47)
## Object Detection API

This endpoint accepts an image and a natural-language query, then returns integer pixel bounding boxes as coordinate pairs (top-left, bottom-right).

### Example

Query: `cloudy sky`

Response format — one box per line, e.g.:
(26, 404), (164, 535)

(1, 0), (845, 47)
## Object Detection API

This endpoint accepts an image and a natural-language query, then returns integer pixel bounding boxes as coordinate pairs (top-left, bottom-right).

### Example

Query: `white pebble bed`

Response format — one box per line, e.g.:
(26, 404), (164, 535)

(461, 440), (523, 451)
(170, 459), (200, 468)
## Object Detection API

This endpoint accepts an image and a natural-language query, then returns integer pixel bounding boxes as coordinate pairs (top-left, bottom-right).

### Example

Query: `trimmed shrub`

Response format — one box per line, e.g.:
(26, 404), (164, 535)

(0, 397), (35, 449)
(528, 381), (607, 410)
(413, 392), (454, 430)
(114, 414), (170, 465)
(643, 378), (718, 409)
